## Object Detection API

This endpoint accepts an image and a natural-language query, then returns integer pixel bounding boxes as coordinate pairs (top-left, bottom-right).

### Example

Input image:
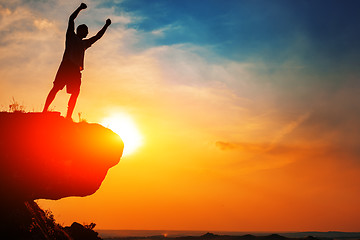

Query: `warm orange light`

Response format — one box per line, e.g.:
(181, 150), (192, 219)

(101, 112), (143, 156)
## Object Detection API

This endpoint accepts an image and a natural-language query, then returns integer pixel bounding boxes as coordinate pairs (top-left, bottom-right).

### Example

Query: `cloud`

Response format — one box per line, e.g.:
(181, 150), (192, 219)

(268, 112), (311, 149)
(216, 141), (265, 152)
(0, 2), (63, 94)
(33, 18), (53, 30)
(216, 111), (311, 151)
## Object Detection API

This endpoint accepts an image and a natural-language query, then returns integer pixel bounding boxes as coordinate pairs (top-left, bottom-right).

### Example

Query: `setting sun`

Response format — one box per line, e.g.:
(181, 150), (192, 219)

(101, 113), (143, 156)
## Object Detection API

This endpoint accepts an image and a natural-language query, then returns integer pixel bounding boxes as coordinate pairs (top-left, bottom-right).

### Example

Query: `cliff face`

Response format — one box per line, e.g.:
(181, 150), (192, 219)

(0, 112), (123, 201)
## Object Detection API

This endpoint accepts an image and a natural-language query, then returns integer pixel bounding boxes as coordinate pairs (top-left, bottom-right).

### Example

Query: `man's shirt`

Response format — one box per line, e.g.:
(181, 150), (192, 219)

(62, 30), (92, 71)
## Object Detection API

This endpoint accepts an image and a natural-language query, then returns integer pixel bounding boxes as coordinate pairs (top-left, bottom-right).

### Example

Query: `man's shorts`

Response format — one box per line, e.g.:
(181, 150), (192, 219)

(53, 60), (81, 94)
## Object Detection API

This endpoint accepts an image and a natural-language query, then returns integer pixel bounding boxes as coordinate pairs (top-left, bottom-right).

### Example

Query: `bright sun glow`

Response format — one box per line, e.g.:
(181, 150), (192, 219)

(101, 113), (143, 157)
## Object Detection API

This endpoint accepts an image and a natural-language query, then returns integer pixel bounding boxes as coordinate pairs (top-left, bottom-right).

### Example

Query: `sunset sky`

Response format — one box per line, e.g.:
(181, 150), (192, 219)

(1, 0), (360, 232)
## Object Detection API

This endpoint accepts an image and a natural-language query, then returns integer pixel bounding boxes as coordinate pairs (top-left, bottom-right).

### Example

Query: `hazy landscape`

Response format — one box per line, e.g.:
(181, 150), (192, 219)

(97, 231), (360, 240)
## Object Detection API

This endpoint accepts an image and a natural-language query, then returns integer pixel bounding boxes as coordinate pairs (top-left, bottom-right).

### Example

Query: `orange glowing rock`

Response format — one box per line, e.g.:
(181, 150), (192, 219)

(0, 112), (123, 201)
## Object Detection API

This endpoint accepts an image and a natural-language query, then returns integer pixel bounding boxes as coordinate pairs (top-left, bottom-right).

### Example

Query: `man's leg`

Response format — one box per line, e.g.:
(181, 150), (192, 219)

(66, 91), (79, 119)
(43, 86), (60, 112)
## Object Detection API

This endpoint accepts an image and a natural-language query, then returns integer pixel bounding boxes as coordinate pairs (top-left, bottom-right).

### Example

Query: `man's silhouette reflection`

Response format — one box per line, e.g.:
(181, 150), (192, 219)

(43, 3), (111, 119)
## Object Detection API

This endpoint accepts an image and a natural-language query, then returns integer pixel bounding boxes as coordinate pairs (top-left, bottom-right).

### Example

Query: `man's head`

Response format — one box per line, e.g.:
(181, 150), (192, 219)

(76, 24), (88, 39)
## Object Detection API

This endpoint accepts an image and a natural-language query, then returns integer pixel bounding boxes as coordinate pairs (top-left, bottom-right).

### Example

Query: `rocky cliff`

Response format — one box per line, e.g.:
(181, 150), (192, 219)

(0, 111), (123, 201)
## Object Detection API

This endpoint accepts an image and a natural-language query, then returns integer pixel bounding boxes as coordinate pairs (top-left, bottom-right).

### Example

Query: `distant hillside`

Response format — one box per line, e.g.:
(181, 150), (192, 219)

(282, 232), (360, 239)
(98, 231), (360, 240)
(99, 232), (335, 240)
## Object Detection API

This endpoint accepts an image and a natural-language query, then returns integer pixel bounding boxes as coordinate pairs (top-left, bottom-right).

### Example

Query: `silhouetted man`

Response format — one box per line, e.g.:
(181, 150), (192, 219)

(43, 3), (111, 119)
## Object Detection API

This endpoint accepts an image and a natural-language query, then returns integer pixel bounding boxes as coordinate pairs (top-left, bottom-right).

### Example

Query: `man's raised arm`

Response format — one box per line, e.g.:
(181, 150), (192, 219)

(87, 19), (111, 45)
(67, 3), (87, 34)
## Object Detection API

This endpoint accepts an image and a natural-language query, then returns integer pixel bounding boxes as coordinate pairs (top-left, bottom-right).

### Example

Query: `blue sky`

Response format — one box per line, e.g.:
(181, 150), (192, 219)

(99, 0), (360, 71)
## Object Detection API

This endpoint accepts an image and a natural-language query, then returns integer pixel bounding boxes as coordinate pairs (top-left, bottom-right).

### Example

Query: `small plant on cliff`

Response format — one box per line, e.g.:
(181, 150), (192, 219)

(9, 97), (26, 112)
(84, 222), (96, 230)
(44, 209), (56, 228)
(78, 112), (87, 122)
